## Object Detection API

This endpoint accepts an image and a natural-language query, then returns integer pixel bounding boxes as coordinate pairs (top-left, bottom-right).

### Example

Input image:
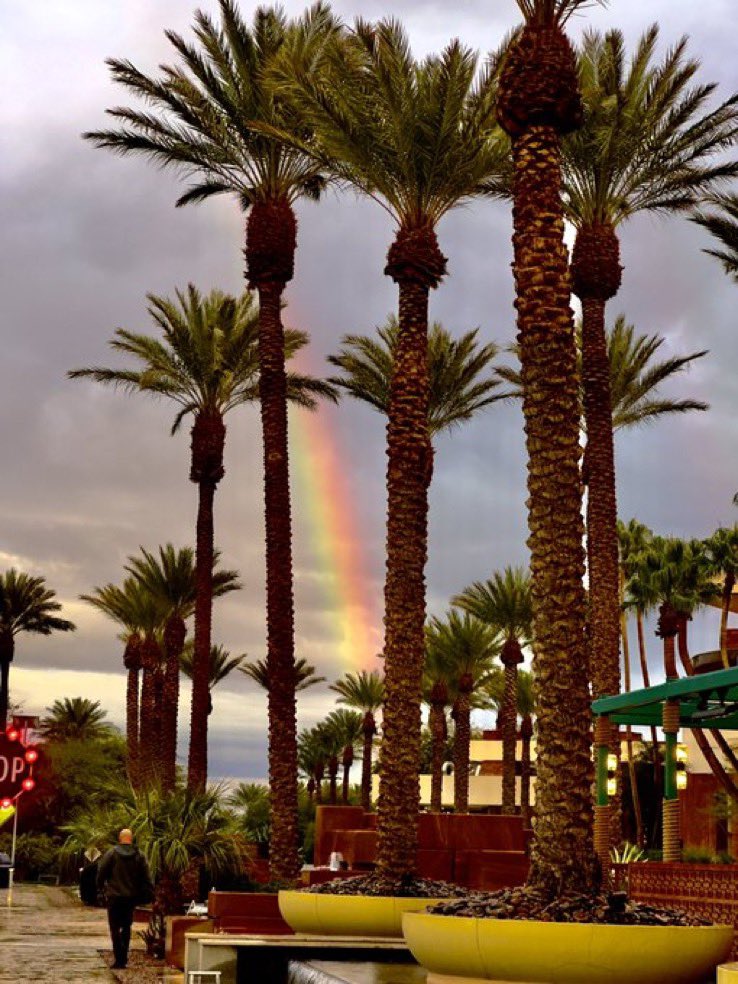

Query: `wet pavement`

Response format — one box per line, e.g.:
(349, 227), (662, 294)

(0, 884), (134, 983)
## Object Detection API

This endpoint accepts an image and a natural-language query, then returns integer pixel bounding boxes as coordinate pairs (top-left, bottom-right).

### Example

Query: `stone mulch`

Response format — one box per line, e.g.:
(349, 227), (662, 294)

(305, 875), (469, 898)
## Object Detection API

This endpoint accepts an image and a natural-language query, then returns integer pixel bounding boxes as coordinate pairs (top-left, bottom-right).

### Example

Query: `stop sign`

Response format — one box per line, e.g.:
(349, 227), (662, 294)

(0, 731), (34, 803)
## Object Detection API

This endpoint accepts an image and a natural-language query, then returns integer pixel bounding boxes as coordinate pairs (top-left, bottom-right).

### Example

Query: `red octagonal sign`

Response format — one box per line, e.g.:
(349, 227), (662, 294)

(0, 730), (35, 804)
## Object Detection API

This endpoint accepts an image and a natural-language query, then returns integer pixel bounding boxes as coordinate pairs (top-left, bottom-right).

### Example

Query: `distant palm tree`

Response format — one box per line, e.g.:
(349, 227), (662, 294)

(692, 192), (738, 281)
(39, 698), (113, 743)
(422, 642), (453, 812)
(486, 668), (536, 826)
(564, 25), (738, 707)
(425, 612), (499, 813)
(297, 728), (328, 805)
(0, 569), (75, 731)
(329, 670), (384, 812)
(323, 709), (364, 804)
(126, 546), (240, 789)
(81, 577), (163, 786)
(70, 286), (330, 804)
(278, 14), (508, 882)
(239, 657), (326, 693)
(703, 526), (738, 669)
(85, 2), (341, 883)
(180, 643), (249, 716)
(453, 568), (533, 815)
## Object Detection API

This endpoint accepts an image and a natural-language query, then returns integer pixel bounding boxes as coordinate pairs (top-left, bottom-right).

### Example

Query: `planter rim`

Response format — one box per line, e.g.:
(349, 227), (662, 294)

(406, 912), (734, 930)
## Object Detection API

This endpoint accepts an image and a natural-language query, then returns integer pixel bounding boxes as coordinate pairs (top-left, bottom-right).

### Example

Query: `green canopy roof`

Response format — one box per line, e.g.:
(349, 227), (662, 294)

(591, 666), (738, 729)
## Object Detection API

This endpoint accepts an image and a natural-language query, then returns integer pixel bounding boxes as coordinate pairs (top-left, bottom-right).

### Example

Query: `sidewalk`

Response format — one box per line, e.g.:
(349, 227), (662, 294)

(0, 884), (121, 983)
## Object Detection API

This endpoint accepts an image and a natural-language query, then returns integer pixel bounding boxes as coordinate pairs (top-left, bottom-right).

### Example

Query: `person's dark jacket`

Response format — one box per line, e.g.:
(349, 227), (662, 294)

(96, 844), (154, 904)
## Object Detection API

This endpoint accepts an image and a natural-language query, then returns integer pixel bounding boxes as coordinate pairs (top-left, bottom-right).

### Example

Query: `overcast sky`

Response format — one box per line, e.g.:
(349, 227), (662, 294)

(2, 0), (737, 780)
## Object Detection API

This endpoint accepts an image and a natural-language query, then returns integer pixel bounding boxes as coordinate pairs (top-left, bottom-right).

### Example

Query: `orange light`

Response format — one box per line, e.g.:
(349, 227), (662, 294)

(22, 778), (34, 792)
(24, 749), (38, 763)
(6, 729), (19, 741)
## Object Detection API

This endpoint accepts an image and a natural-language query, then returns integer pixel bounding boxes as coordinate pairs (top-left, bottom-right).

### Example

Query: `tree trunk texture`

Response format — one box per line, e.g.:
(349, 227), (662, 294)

(361, 712), (375, 812)
(125, 666), (140, 788)
(720, 573), (735, 670)
(508, 124), (596, 896)
(501, 638), (523, 815)
(162, 615), (186, 792)
(376, 225), (445, 879)
(619, 589), (644, 846)
(187, 479), (217, 791)
(521, 715), (533, 829)
(453, 691), (472, 813)
(429, 702), (447, 813)
(138, 639), (160, 787)
(0, 633), (14, 732)
(328, 756), (339, 805)
(341, 746), (353, 804)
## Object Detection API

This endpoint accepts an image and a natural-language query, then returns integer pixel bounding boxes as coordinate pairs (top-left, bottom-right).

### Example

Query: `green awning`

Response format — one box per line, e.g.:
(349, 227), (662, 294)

(591, 666), (738, 729)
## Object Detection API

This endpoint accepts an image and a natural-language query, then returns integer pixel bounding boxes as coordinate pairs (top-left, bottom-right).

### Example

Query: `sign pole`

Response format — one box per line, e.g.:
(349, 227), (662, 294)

(6, 799), (18, 907)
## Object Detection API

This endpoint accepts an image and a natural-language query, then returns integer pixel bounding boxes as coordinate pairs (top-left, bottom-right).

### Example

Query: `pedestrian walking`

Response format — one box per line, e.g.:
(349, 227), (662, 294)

(96, 828), (154, 969)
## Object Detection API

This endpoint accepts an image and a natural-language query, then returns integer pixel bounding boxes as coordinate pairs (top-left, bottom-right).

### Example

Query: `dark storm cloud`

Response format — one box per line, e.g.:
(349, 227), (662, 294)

(3, 0), (738, 777)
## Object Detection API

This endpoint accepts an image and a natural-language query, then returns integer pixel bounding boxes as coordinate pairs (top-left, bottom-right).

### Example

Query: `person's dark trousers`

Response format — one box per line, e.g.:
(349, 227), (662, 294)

(107, 898), (135, 967)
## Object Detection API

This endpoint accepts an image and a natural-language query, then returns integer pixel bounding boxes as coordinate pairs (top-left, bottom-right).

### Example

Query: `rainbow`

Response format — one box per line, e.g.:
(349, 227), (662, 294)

(290, 404), (383, 672)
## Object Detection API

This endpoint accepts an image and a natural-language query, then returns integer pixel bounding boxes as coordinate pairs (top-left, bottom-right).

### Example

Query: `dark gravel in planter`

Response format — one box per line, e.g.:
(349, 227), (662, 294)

(305, 875), (469, 898)
(428, 888), (711, 926)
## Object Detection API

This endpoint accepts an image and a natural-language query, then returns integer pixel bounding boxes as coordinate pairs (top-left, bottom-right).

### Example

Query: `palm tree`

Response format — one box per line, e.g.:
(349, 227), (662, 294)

(81, 577), (163, 787)
(0, 569), (75, 731)
(453, 567), (533, 815)
(239, 657), (326, 693)
(564, 25), (738, 710)
(297, 728), (328, 805)
(180, 643), (249, 718)
(38, 698), (113, 743)
(425, 612), (499, 813)
(329, 670), (384, 812)
(84, 2), (341, 884)
(70, 288), (331, 808)
(329, 317), (509, 453)
(495, 0), (600, 897)
(692, 192), (738, 281)
(486, 668), (536, 827)
(323, 709), (364, 804)
(422, 641), (453, 813)
(277, 15), (508, 883)
(126, 546), (241, 789)
(703, 526), (738, 669)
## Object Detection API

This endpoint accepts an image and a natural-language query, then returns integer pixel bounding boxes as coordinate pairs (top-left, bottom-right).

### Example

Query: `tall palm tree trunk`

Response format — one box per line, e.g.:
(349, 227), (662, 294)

(139, 636), (161, 786)
(720, 572), (735, 669)
(506, 122), (595, 895)
(429, 699), (447, 813)
(520, 714), (533, 829)
(163, 614), (186, 791)
(247, 198), (300, 884)
(501, 638), (523, 815)
(125, 666), (140, 787)
(619, 581), (644, 846)
(0, 633), (12, 732)
(375, 227), (445, 880)
(360, 712), (375, 813)
(328, 755), (339, 805)
(341, 746), (353, 804)
(453, 688), (472, 813)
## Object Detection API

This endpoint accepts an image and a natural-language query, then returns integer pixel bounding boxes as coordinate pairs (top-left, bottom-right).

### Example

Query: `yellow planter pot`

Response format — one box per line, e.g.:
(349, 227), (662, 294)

(402, 912), (734, 984)
(278, 890), (441, 938)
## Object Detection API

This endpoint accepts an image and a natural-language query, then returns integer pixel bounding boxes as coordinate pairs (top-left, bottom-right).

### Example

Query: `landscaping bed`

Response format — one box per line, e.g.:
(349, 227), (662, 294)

(304, 874), (468, 898)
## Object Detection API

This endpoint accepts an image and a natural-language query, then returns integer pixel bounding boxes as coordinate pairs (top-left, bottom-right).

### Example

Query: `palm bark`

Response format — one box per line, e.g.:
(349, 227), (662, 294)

(138, 635), (161, 786)
(375, 226), (446, 880)
(123, 634), (142, 787)
(360, 712), (375, 812)
(501, 638), (523, 815)
(247, 196), (300, 883)
(163, 614), (186, 791)
(453, 681), (473, 813)
(498, 21), (596, 894)
(341, 745), (353, 804)
(429, 684), (448, 813)
(720, 572), (735, 669)
(0, 632), (13, 732)
(520, 714), (533, 829)
(186, 408), (224, 791)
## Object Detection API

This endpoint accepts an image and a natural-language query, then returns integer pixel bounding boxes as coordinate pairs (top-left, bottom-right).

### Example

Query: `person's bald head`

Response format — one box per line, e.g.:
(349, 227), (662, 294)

(118, 828), (134, 845)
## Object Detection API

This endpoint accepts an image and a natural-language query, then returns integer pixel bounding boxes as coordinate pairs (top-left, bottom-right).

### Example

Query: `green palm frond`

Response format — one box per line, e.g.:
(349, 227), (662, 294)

(453, 567), (533, 645)
(38, 698), (114, 742)
(329, 669), (384, 713)
(180, 642), (248, 689)
(515, 0), (607, 28)
(328, 316), (510, 437)
(565, 26), (738, 228)
(239, 656), (326, 692)
(0, 570), (76, 638)
(692, 193), (738, 282)
(425, 610), (500, 702)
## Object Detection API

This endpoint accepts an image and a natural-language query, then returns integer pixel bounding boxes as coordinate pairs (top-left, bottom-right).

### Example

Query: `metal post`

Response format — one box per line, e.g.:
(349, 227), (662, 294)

(662, 700), (681, 862)
(7, 800), (18, 906)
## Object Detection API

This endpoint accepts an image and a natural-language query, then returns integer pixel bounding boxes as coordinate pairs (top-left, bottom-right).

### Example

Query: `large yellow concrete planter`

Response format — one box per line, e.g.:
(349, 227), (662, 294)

(278, 890), (439, 938)
(402, 911), (734, 984)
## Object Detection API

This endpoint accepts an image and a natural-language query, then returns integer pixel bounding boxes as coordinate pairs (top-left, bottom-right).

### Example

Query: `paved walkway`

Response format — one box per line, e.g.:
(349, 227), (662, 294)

(0, 884), (124, 983)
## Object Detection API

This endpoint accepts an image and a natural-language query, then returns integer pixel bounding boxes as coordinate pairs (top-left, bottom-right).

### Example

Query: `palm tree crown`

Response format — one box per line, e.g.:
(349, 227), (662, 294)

(39, 698), (113, 743)
(328, 317), (509, 437)
(329, 670), (384, 713)
(239, 657), (326, 692)
(453, 567), (533, 645)
(692, 192), (738, 281)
